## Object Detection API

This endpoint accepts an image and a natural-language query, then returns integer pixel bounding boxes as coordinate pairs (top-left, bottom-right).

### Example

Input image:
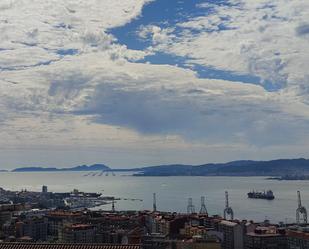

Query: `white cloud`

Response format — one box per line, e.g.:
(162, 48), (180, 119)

(0, 0), (152, 71)
(3, 51), (309, 144)
(1, 51), (309, 168)
(144, 0), (309, 93)
(0, 0), (309, 168)
(138, 25), (175, 45)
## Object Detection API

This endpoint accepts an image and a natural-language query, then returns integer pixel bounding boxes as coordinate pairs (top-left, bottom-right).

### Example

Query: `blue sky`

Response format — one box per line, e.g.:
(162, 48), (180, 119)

(0, 0), (309, 168)
(110, 0), (277, 90)
(111, 0), (208, 50)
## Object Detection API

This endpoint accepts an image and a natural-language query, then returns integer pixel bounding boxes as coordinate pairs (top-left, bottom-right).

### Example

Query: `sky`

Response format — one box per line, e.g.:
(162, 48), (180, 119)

(0, 0), (309, 169)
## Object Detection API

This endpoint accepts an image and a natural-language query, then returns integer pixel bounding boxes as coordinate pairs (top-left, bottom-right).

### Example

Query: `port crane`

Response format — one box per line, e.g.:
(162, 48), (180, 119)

(187, 198), (195, 214)
(296, 191), (307, 224)
(200, 196), (208, 215)
(224, 191), (234, 220)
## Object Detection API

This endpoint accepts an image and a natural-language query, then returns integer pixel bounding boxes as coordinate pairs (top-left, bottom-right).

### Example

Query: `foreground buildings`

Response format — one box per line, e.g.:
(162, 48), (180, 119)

(218, 220), (244, 249)
(287, 226), (309, 249)
(1, 187), (309, 249)
(245, 226), (287, 249)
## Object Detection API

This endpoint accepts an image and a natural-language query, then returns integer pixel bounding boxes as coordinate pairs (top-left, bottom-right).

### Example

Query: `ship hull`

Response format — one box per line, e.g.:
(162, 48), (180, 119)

(247, 193), (275, 200)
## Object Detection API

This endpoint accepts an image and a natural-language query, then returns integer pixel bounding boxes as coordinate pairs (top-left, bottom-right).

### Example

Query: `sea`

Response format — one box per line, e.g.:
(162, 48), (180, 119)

(1, 172), (309, 224)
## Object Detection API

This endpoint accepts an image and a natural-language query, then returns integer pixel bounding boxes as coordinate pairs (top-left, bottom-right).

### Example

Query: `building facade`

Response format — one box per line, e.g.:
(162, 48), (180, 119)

(218, 220), (244, 249)
(287, 226), (309, 249)
(245, 226), (287, 249)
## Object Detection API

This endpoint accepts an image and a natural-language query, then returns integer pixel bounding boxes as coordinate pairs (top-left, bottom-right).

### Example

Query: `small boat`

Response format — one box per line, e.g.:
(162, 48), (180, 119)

(248, 190), (275, 200)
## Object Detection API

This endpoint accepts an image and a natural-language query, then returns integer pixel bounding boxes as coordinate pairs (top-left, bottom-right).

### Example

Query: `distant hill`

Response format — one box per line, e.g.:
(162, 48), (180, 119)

(133, 158), (309, 177)
(12, 164), (110, 172)
(8, 158), (309, 176)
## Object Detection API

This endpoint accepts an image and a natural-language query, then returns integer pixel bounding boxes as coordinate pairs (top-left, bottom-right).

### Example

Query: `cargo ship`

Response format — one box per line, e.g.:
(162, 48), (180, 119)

(247, 190), (275, 200)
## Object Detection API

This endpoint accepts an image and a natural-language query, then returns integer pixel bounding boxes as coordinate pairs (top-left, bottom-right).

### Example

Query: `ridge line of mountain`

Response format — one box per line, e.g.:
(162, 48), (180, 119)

(1, 158), (309, 176)
(10, 164), (110, 172)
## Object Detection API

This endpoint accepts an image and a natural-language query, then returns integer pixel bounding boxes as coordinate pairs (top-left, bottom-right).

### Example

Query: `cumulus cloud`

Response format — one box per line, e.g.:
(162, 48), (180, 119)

(138, 25), (175, 45)
(0, 0), (152, 71)
(3, 52), (308, 147)
(141, 0), (309, 93)
(1, 0), (309, 168)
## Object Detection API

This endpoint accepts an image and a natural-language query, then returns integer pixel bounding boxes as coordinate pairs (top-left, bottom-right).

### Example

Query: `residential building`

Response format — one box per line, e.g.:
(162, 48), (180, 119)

(62, 224), (96, 243)
(46, 211), (83, 241)
(218, 220), (244, 249)
(245, 226), (287, 249)
(15, 218), (48, 241)
(287, 226), (309, 249)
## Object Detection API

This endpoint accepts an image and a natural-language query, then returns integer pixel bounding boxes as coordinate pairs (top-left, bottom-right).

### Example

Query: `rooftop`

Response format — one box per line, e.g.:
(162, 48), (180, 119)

(66, 224), (94, 230)
(46, 211), (83, 217)
(0, 243), (141, 249)
(247, 226), (285, 237)
(219, 220), (238, 227)
(287, 226), (309, 239)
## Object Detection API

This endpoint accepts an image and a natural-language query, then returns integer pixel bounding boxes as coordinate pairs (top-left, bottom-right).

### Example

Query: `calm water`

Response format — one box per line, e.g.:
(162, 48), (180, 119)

(1, 172), (309, 223)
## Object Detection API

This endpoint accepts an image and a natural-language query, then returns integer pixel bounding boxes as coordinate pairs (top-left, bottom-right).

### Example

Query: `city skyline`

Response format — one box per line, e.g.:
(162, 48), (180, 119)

(1, 0), (309, 169)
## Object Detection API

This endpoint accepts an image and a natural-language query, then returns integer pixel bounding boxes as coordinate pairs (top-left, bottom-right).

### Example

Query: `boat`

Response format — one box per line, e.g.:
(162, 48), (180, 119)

(248, 190), (275, 200)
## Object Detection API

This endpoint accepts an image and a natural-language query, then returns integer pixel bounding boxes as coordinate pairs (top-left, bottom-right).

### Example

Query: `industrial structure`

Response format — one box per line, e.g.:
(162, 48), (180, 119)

(223, 191), (234, 220)
(200, 196), (208, 215)
(112, 199), (115, 213)
(187, 198), (195, 214)
(153, 193), (157, 212)
(296, 190), (307, 224)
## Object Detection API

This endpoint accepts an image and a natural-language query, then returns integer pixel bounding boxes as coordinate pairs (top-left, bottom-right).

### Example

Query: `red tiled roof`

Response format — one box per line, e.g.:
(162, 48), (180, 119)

(47, 211), (82, 217)
(66, 224), (94, 230)
(287, 230), (309, 240)
(0, 243), (141, 249)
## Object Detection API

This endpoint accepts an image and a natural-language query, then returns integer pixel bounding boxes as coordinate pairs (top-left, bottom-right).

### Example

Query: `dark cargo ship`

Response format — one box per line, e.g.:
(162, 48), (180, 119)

(247, 190), (275, 200)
